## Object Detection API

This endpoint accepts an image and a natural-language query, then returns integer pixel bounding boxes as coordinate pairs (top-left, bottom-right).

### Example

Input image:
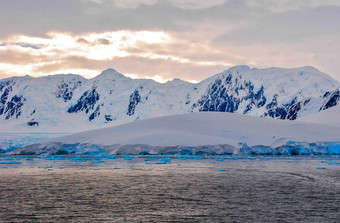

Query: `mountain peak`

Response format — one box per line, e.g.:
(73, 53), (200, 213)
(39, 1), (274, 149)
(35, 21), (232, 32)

(226, 65), (251, 73)
(1, 65), (339, 135)
(166, 78), (189, 85)
(298, 65), (320, 73)
(102, 68), (118, 73)
(95, 68), (126, 80)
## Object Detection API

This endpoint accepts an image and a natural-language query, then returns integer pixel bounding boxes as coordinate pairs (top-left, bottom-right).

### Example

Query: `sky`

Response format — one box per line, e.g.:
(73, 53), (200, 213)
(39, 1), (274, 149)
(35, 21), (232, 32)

(0, 0), (339, 83)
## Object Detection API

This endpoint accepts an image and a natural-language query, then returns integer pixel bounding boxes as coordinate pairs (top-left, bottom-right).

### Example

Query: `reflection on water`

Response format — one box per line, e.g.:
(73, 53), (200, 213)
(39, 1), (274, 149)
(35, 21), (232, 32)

(0, 156), (339, 222)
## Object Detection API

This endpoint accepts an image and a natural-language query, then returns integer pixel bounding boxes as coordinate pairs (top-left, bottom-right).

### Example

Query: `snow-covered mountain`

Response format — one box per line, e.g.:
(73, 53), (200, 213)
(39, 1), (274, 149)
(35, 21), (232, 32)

(0, 65), (339, 132)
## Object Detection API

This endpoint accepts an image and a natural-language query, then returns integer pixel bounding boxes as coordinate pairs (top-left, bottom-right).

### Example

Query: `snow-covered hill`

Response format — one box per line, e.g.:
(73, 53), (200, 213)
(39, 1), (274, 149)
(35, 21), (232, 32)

(17, 112), (340, 155)
(298, 104), (340, 126)
(0, 66), (339, 132)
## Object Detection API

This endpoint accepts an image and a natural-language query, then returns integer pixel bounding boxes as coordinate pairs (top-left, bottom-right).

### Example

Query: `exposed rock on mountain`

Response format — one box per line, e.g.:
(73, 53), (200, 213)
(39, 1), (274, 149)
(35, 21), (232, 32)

(0, 66), (339, 132)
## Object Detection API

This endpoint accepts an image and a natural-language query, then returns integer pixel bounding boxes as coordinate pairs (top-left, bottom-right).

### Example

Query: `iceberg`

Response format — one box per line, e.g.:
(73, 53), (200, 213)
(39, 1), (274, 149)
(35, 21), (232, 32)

(328, 161), (339, 165)
(0, 161), (22, 164)
(155, 157), (171, 164)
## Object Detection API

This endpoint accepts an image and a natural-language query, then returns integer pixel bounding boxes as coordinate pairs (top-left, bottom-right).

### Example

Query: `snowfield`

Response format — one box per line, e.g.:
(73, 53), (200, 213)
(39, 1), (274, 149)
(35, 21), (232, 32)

(16, 112), (340, 155)
(298, 104), (340, 126)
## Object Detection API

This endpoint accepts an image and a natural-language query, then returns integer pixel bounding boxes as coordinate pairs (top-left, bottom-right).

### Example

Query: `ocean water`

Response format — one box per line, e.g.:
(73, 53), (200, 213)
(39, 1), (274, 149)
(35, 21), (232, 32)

(0, 156), (339, 222)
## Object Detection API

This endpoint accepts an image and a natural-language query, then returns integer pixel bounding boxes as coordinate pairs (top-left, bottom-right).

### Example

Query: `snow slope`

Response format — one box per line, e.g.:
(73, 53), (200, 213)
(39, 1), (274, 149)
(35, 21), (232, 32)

(1, 66), (339, 133)
(298, 104), (340, 126)
(17, 112), (340, 155)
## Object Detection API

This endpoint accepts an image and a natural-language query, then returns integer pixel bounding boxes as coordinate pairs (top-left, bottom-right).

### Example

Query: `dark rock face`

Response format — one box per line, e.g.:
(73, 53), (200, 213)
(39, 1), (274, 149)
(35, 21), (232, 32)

(0, 80), (14, 116)
(284, 98), (305, 120)
(194, 73), (330, 120)
(195, 73), (267, 114)
(0, 80), (26, 119)
(0, 68), (340, 126)
(320, 89), (340, 111)
(105, 115), (114, 122)
(243, 85), (267, 114)
(55, 80), (82, 102)
(27, 119), (39, 126)
(0, 80), (14, 92)
(264, 96), (308, 120)
(265, 94), (285, 118)
(68, 88), (100, 114)
(89, 105), (100, 121)
(196, 74), (267, 114)
(4, 95), (26, 119)
(127, 89), (141, 116)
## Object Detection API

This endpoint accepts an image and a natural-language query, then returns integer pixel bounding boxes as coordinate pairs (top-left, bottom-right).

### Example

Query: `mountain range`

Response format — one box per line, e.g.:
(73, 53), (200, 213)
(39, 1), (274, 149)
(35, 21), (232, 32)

(0, 65), (339, 133)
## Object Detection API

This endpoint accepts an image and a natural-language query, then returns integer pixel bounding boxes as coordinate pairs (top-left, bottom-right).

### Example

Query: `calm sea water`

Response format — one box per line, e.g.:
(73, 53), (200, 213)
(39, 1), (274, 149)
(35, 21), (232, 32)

(0, 156), (339, 222)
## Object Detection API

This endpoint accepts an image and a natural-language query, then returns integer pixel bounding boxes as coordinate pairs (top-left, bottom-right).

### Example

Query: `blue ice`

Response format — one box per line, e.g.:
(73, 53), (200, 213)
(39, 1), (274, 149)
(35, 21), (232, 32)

(0, 161), (22, 164)
(328, 161), (339, 165)
(144, 158), (158, 161)
(106, 155), (117, 159)
(155, 157), (171, 164)
(190, 156), (203, 160)
(316, 167), (327, 169)
(72, 157), (91, 162)
(328, 144), (340, 154)
(92, 160), (104, 163)
(46, 156), (64, 161)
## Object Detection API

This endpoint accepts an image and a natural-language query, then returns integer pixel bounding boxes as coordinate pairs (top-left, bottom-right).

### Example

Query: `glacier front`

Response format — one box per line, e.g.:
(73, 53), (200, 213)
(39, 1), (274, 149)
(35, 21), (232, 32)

(14, 112), (340, 155)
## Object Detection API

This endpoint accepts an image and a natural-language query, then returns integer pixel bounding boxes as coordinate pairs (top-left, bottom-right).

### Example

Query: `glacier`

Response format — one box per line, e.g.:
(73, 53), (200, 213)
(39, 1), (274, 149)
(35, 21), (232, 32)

(12, 111), (340, 156)
(12, 141), (340, 156)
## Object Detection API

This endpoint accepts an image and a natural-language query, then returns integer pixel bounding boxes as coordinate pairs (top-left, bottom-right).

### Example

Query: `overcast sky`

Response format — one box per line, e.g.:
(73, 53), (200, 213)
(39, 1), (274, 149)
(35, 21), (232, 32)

(0, 0), (339, 82)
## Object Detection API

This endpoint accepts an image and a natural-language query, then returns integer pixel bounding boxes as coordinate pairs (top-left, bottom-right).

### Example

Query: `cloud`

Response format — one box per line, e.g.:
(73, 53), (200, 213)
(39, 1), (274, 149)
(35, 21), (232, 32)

(113, 0), (157, 8)
(0, 0), (339, 40)
(31, 55), (227, 82)
(15, 43), (43, 49)
(246, 0), (340, 12)
(214, 5), (340, 44)
(0, 0), (258, 38)
(77, 37), (110, 45)
(0, 49), (42, 64)
(0, 0), (339, 82)
(77, 38), (90, 44)
(97, 38), (110, 45)
(111, 0), (228, 9)
(0, 30), (232, 82)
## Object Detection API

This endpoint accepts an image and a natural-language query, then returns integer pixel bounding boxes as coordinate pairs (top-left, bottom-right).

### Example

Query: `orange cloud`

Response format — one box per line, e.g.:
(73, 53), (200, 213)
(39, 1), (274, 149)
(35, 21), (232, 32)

(0, 30), (235, 82)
